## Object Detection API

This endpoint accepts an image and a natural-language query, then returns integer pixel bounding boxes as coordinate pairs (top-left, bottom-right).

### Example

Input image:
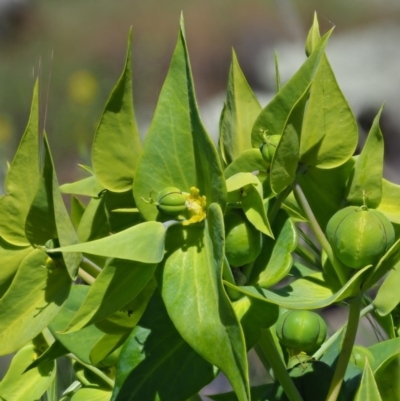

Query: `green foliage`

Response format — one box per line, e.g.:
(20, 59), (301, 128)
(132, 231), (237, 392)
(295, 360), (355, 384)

(1, 12), (400, 401)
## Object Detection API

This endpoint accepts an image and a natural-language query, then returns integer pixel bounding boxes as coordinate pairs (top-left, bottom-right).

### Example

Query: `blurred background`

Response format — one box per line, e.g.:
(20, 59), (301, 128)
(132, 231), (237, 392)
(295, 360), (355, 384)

(0, 0), (400, 398)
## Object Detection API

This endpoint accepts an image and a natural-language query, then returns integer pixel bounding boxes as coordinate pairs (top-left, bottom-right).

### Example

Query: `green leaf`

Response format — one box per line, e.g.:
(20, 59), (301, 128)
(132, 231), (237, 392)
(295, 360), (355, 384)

(25, 135), (82, 279)
(249, 210), (297, 287)
(133, 18), (226, 221)
(48, 285), (105, 364)
(224, 149), (269, 179)
(305, 12), (321, 56)
(0, 238), (32, 298)
(25, 340), (68, 372)
(374, 259), (400, 316)
(0, 249), (71, 356)
(377, 179), (400, 224)
(225, 266), (372, 310)
(156, 203), (250, 401)
(374, 355), (400, 401)
(62, 261), (156, 333)
(300, 54), (358, 168)
(346, 107), (384, 207)
(208, 384), (271, 401)
(0, 80), (40, 246)
(368, 337), (400, 372)
(60, 175), (104, 198)
(353, 360), (383, 401)
(52, 221), (166, 264)
(92, 28), (141, 192)
(71, 388), (112, 401)
(219, 50), (262, 165)
(71, 195), (86, 229)
(0, 344), (56, 400)
(111, 290), (215, 401)
(251, 30), (331, 147)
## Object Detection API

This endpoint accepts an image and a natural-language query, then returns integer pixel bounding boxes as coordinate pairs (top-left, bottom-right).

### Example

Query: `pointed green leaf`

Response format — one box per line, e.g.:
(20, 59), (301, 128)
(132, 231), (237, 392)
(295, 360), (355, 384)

(25, 340), (68, 372)
(219, 50), (262, 165)
(0, 80), (39, 246)
(377, 179), (400, 224)
(305, 12), (321, 56)
(225, 266), (372, 310)
(133, 20), (226, 221)
(25, 135), (82, 279)
(60, 175), (104, 197)
(48, 285), (106, 364)
(347, 107), (384, 207)
(71, 388), (112, 401)
(71, 195), (86, 229)
(0, 344), (56, 400)
(300, 55), (358, 168)
(157, 203), (250, 401)
(249, 210), (297, 287)
(368, 335), (400, 372)
(224, 149), (268, 179)
(0, 238), (32, 298)
(251, 30), (332, 147)
(375, 356), (400, 401)
(111, 290), (215, 401)
(90, 334), (125, 367)
(92, 28), (141, 192)
(0, 249), (71, 356)
(353, 360), (383, 401)
(62, 261), (156, 333)
(52, 221), (166, 264)
(274, 51), (281, 93)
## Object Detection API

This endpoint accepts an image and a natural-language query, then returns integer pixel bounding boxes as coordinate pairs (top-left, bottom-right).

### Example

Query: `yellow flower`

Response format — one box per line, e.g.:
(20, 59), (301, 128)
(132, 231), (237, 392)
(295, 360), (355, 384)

(182, 187), (207, 225)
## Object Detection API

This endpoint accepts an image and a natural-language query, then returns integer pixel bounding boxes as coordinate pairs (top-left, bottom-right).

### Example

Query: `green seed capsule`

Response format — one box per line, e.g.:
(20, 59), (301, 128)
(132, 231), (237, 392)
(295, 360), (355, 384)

(225, 209), (262, 267)
(276, 310), (327, 354)
(326, 206), (395, 269)
(156, 187), (187, 216)
(259, 135), (280, 164)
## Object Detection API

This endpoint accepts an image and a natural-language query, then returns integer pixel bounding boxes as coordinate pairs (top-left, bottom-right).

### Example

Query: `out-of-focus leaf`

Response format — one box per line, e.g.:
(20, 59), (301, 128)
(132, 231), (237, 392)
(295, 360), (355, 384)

(156, 203), (250, 401)
(0, 249), (71, 356)
(92, 29), (141, 192)
(219, 50), (262, 165)
(111, 290), (215, 401)
(0, 344), (56, 400)
(346, 107), (384, 207)
(0, 80), (39, 246)
(378, 179), (400, 224)
(133, 19), (226, 221)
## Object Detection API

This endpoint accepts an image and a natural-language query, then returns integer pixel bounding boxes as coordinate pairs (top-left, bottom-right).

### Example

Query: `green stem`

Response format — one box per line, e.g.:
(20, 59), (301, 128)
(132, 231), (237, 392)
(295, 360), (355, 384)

(295, 243), (320, 267)
(256, 328), (304, 401)
(325, 294), (363, 401)
(78, 268), (95, 285)
(67, 353), (114, 388)
(293, 182), (347, 286)
(81, 257), (101, 277)
(313, 302), (374, 360)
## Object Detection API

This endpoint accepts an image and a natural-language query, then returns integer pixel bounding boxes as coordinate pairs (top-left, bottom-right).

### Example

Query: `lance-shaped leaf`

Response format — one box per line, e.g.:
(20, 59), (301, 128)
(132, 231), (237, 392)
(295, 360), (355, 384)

(60, 175), (104, 198)
(305, 12), (321, 56)
(25, 135), (82, 279)
(226, 172), (272, 237)
(249, 210), (297, 287)
(0, 249), (71, 356)
(133, 17), (226, 221)
(224, 266), (372, 310)
(156, 203), (250, 401)
(71, 195), (86, 229)
(251, 30), (332, 147)
(0, 80), (39, 246)
(300, 54), (358, 168)
(0, 344), (56, 400)
(111, 290), (215, 401)
(346, 107), (384, 207)
(269, 85), (309, 194)
(62, 261), (156, 333)
(92, 28), (141, 192)
(50, 221), (166, 264)
(0, 238), (32, 298)
(219, 50), (262, 165)
(377, 179), (400, 224)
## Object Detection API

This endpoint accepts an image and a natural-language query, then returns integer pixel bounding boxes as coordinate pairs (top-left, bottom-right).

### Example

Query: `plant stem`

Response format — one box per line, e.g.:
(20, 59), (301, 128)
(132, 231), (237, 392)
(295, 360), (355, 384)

(256, 328), (304, 401)
(81, 257), (101, 277)
(293, 182), (347, 286)
(67, 353), (114, 388)
(325, 294), (363, 401)
(312, 302), (374, 360)
(77, 268), (95, 285)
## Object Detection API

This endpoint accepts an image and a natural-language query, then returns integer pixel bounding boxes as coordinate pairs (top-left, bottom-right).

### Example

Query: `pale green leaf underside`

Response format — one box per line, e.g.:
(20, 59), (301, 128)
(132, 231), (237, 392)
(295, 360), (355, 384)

(92, 28), (141, 192)
(52, 221), (166, 264)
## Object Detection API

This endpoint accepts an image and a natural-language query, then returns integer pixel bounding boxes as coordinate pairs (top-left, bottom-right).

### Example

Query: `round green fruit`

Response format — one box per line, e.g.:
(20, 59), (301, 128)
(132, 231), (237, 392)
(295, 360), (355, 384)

(276, 310), (327, 354)
(156, 186), (187, 216)
(224, 210), (262, 267)
(350, 345), (375, 371)
(259, 135), (280, 164)
(326, 206), (395, 269)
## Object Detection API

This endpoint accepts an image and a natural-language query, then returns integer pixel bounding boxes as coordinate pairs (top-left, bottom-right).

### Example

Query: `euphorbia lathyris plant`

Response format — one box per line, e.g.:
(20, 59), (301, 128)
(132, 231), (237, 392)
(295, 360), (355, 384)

(0, 13), (400, 401)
